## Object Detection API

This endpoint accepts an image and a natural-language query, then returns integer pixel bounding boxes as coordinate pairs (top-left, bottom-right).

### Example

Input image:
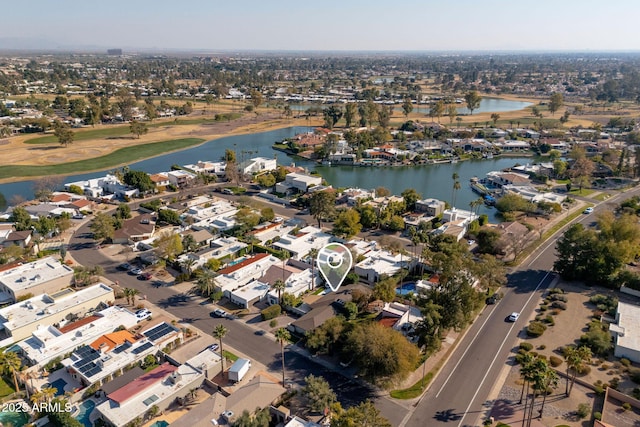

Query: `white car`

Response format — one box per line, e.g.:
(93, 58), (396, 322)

(583, 207), (594, 214)
(135, 309), (152, 322)
(507, 312), (520, 322)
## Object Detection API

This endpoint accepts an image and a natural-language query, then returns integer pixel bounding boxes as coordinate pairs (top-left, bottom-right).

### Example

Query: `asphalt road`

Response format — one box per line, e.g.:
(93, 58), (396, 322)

(68, 217), (408, 426)
(403, 187), (640, 427)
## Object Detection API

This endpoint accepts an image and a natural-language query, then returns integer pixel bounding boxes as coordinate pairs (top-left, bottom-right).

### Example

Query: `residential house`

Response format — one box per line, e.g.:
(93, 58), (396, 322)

(379, 302), (423, 336)
(355, 249), (414, 283)
(214, 253), (280, 295)
(183, 160), (226, 177)
(0, 256), (74, 304)
(112, 214), (155, 244)
(485, 171), (532, 189)
(149, 173), (170, 190)
(65, 174), (139, 199)
(2, 230), (32, 249)
(493, 221), (531, 257)
(415, 198), (446, 216)
(337, 188), (375, 206)
(240, 157), (277, 175)
(272, 226), (333, 260)
(166, 170), (196, 188)
(275, 172), (322, 194)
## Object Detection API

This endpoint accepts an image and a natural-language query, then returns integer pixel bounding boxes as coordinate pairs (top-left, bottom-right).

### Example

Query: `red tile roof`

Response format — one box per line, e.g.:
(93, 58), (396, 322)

(108, 362), (177, 404)
(217, 253), (270, 275)
(51, 194), (72, 203)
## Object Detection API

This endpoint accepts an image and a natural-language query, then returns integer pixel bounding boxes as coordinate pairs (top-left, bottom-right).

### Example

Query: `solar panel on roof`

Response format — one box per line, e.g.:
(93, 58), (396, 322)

(143, 323), (176, 343)
(85, 366), (102, 377)
(77, 361), (97, 375)
(132, 342), (153, 355)
(112, 341), (132, 354)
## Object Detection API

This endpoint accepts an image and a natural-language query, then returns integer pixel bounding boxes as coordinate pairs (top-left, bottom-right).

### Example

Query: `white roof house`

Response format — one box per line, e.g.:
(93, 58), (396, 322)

(0, 256), (74, 304)
(272, 226), (333, 260)
(502, 185), (567, 204)
(266, 267), (316, 304)
(275, 173), (322, 194)
(215, 253), (280, 294)
(240, 157), (277, 175)
(229, 280), (271, 308)
(166, 170), (197, 187)
(65, 174), (138, 199)
(0, 283), (114, 343)
(610, 301), (640, 363)
(355, 249), (414, 283)
(17, 305), (139, 367)
(183, 160), (226, 177)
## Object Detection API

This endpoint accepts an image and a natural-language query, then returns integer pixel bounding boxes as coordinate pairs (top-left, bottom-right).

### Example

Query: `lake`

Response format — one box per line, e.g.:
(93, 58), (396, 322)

(0, 126), (535, 220)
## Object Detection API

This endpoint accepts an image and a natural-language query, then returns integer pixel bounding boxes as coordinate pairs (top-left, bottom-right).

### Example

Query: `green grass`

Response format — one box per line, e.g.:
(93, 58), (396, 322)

(144, 363), (160, 372)
(568, 188), (596, 196)
(390, 372), (434, 399)
(223, 350), (239, 362)
(592, 193), (611, 201)
(0, 137), (204, 180)
(312, 287), (325, 295)
(0, 376), (15, 397)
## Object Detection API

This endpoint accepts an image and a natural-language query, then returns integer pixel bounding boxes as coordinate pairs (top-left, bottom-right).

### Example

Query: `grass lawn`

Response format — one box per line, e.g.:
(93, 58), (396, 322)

(390, 372), (433, 399)
(0, 137), (204, 180)
(592, 192), (611, 201)
(568, 187), (596, 196)
(223, 350), (239, 362)
(0, 376), (15, 397)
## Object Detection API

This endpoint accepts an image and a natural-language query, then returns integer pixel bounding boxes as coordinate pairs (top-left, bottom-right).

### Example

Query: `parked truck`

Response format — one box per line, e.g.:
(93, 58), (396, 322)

(228, 358), (251, 382)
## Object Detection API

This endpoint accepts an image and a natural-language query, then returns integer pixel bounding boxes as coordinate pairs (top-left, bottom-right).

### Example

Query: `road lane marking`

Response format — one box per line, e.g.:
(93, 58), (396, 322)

(456, 271), (551, 427)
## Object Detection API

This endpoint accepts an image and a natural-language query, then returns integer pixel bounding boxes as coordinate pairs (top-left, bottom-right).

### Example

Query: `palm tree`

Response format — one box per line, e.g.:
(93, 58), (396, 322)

(275, 327), (291, 386)
(41, 386), (57, 403)
(196, 268), (217, 297)
(0, 351), (22, 394)
(451, 173), (460, 208)
(212, 324), (229, 376)
(538, 363), (558, 419)
(469, 197), (484, 218)
(272, 280), (286, 305)
(181, 258), (197, 276)
(518, 352), (535, 404)
(564, 345), (592, 397)
(124, 288), (140, 305)
(525, 358), (550, 426)
(308, 248), (319, 291)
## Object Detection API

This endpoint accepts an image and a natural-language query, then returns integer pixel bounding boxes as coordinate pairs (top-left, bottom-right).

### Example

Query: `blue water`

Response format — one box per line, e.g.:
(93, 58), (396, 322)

(74, 399), (96, 427)
(149, 421), (169, 427)
(49, 378), (67, 396)
(397, 283), (417, 296)
(0, 411), (30, 426)
(228, 256), (248, 266)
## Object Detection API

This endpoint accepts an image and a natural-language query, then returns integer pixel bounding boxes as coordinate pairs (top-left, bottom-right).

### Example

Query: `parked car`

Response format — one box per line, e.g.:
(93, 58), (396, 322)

(486, 294), (501, 305)
(117, 263), (131, 271)
(507, 312), (520, 322)
(129, 267), (143, 276)
(137, 272), (152, 281)
(136, 309), (152, 322)
(72, 214), (86, 220)
(211, 308), (228, 318)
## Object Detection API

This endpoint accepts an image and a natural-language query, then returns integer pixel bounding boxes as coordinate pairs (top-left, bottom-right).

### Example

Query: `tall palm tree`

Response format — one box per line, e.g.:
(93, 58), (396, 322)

(0, 351), (22, 394)
(124, 288), (140, 306)
(564, 345), (592, 397)
(212, 324), (229, 376)
(41, 386), (57, 403)
(538, 363), (558, 419)
(451, 173), (460, 208)
(518, 352), (535, 404)
(275, 328), (291, 386)
(196, 268), (217, 297)
(308, 248), (319, 291)
(525, 358), (550, 427)
(272, 280), (286, 305)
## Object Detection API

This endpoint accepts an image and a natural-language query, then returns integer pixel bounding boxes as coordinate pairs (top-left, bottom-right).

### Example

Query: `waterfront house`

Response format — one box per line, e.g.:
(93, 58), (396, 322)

(355, 249), (414, 283)
(485, 171), (532, 188)
(240, 157), (277, 175)
(149, 173), (170, 190)
(272, 225), (333, 260)
(183, 160), (226, 177)
(166, 170), (196, 188)
(415, 198), (446, 216)
(65, 174), (139, 199)
(275, 172), (322, 194)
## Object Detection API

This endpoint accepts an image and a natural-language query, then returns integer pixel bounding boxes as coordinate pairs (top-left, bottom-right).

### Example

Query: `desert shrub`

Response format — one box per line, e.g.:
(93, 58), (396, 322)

(551, 301), (567, 310)
(550, 355), (563, 367)
(551, 309), (561, 315)
(593, 412), (602, 421)
(539, 304), (548, 312)
(538, 344), (546, 350)
(622, 402), (631, 411)
(576, 364), (591, 376)
(527, 321), (547, 337)
(576, 403), (591, 419)
(544, 315), (555, 325)
(519, 342), (533, 352)
(549, 288), (565, 294)
(630, 367), (640, 384)
(589, 294), (618, 316)
(261, 304), (281, 321)
(601, 363), (610, 370)
(535, 314), (544, 321)
(594, 385), (605, 395)
(609, 377), (620, 390)
(621, 358), (631, 367)
(550, 294), (568, 303)
(269, 319), (277, 328)
(580, 320), (613, 356)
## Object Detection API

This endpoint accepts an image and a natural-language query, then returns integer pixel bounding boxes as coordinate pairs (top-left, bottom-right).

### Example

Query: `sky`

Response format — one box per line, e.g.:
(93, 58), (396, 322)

(2, 0), (640, 52)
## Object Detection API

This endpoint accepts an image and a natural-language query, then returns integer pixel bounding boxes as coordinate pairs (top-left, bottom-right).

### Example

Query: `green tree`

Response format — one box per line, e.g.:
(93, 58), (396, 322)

(401, 188), (421, 212)
(333, 208), (362, 238)
(123, 170), (155, 193)
(195, 268), (217, 297)
(373, 277), (397, 302)
(345, 322), (419, 386)
(303, 374), (337, 413)
(305, 316), (345, 355)
(272, 280), (286, 305)
(213, 324), (229, 375)
(158, 209), (181, 225)
(464, 90), (482, 115)
(357, 205), (378, 229)
(53, 121), (74, 147)
(476, 228), (501, 254)
(451, 173), (460, 207)
(323, 105), (343, 129)
(10, 206), (32, 231)
(344, 102), (358, 128)
(129, 120), (148, 139)
(115, 203), (131, 220)
(260, 207), (275, 223)
(490, 113), (500, 126)
(401, 97), (413, 118)
(256, 173), (275, 188)
(0, 351), (22, 394)
(564, 345), (592, 397)
(90, 212), (115, 241)
(447, 104), (458, 125)
(331, 401), (392, 427)
(309, 190), (336, 228)
(153, 231), (183, 260)
(275, 328), (291, 386)
(548, 93), (564, 116)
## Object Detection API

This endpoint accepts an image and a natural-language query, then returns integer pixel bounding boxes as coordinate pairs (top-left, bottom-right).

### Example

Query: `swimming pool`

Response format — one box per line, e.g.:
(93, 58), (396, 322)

(148, 421), (169, 427)
(0, 410), (30, 427)
(74, 399), (96, 427)
(48, 378), (67, 396)
(396, 283), (416, 296)
(227, 256), (248, 266)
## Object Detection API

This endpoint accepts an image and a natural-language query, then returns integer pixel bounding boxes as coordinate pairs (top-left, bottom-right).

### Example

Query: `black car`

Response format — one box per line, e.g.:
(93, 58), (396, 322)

(486, 294), (501, 305)
(117, 263), (131, 271)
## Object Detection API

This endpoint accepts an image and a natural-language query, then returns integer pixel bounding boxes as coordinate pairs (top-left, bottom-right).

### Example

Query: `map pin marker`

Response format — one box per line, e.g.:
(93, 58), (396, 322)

(317, 243), (353, 293)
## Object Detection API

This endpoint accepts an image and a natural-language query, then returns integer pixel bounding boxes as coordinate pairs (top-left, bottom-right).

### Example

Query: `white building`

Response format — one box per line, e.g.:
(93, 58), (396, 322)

(240, 157), (277, 175)
(215, 253), (280, 294)
(610, 301), (640, 363)
(0, 283), (115, 343)
(272, 226), (333, 260)
(502, 185), (566, 204)
(183, 160), (226, 177)
(355, 249), (414, 282)
(0, 256), (74, 304)
(166, 170), (197, 188)
(17, 306), (139, 367)
(65, 174), (138, 199)
(266, 267), (316, 305)
(442, 207), (478, 224)
(229, 280), (271, 308)
(275, 172), (322, 194)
